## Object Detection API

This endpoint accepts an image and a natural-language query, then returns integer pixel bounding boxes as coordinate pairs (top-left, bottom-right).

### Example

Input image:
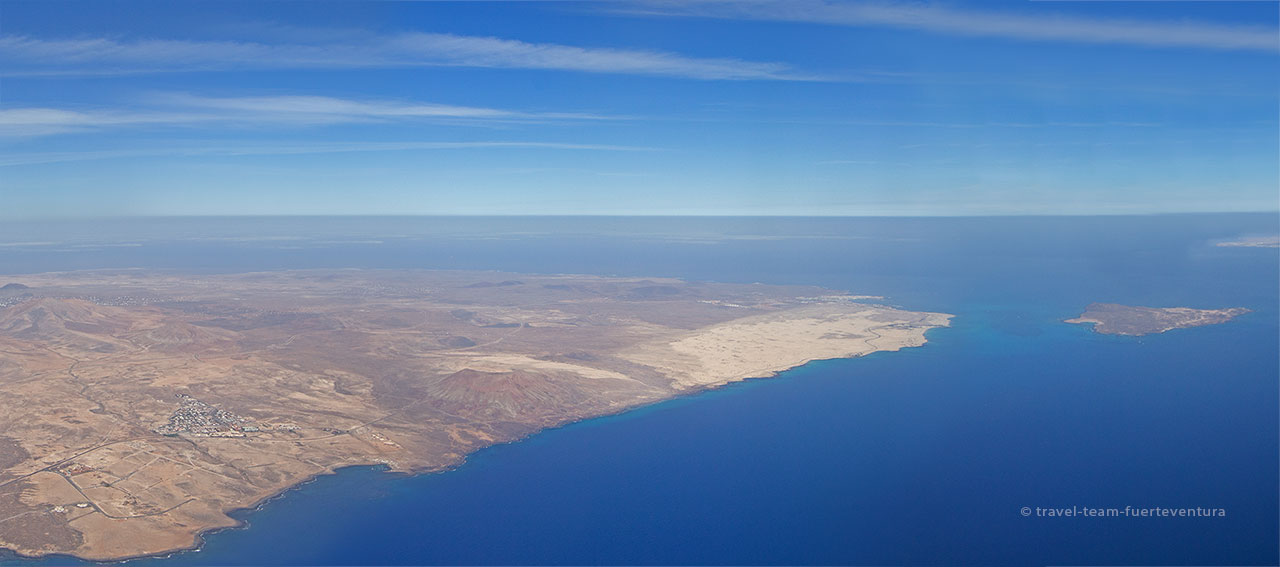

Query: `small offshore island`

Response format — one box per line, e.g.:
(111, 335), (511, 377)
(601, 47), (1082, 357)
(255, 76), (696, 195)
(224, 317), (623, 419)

(0, 270), (950, 561)
(1066, 303), (1250, 336)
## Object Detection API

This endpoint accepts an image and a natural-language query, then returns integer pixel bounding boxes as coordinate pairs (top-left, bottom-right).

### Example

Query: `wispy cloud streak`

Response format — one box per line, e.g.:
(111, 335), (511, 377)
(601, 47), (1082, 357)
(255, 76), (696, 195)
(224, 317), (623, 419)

(0, 32), (815, 80)
(157, 93), (616, 121)
(0, 108), (210, 137)
(0, 94), (620, 137)
(625, 1), (1279, 52)
(0, 141), (659, 167)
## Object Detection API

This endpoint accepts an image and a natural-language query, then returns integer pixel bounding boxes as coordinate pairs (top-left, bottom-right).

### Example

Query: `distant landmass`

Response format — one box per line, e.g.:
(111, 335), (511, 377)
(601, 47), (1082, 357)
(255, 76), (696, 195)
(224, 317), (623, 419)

(1216, 236), (1280, 248)
(1066, 303), (1250, 336)
(0, 269), (950, 561)
(0, 283), (29, 291)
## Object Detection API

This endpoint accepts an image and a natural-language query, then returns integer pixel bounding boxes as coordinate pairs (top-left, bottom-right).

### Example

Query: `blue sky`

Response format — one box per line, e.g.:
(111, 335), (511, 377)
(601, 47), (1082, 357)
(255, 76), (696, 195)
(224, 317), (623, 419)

(1, 0), (1277, 217)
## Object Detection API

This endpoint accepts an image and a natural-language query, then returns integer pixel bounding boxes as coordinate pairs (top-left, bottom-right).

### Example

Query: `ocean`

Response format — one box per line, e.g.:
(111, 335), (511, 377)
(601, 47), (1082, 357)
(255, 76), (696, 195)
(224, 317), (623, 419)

(0, 214), (1275, 565)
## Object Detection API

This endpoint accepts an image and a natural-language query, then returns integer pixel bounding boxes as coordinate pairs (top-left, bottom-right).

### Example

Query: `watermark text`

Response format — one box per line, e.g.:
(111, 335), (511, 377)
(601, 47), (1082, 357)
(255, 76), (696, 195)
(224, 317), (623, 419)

(1019, 506), (1225, 518)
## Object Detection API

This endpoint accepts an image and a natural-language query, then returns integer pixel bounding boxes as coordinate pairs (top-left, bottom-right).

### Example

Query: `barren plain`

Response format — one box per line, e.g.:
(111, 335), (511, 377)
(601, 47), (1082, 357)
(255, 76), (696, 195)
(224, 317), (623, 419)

(0, 269), (950, 560)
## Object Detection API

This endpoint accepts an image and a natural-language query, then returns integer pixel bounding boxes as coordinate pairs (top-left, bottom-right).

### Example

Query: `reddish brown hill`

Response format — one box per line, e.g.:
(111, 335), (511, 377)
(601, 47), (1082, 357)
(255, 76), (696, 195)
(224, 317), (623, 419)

(0, 298), (139, 352)
(125, 321), (239, 351)
(426, 368), (598, 421)
(0, 298), (240, 353)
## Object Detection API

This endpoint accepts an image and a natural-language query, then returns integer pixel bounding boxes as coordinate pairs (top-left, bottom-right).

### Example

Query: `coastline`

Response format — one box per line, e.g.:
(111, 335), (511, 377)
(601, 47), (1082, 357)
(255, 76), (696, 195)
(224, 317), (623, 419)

(0, 324), (950, 564)
(0, 267), (952, 562)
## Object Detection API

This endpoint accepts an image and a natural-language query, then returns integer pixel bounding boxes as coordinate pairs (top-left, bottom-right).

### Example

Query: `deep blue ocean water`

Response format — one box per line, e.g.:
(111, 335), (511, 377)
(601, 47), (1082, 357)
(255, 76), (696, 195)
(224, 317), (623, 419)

(0, 215), (1275, 565)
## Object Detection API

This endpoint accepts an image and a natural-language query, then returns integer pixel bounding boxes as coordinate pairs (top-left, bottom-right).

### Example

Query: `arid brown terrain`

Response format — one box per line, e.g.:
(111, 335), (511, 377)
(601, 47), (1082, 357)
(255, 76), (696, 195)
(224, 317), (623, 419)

(0, 269), (950, 560)
(1066, 303), (1250, 336)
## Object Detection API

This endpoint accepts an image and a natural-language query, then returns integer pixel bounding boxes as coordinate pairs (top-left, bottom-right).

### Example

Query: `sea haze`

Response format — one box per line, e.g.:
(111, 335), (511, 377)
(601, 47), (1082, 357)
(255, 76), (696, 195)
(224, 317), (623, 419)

(0, 214), (1276, 566)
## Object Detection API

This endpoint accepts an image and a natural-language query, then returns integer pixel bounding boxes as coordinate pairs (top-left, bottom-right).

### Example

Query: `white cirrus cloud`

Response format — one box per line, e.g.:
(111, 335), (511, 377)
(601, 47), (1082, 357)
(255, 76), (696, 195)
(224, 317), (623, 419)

(623, 0), (1279, 52)
(151, 93), (617, 122)
(0, 140), (660, 167)
(0, 94), (622, 137)
(0, 108), (217, 137)
(0, 31), (817, 80)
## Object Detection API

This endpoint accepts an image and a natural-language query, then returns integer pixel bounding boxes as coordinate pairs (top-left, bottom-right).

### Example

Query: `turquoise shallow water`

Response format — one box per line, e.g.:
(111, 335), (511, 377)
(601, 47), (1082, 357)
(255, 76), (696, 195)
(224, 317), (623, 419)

(0, 215), (1275, 565)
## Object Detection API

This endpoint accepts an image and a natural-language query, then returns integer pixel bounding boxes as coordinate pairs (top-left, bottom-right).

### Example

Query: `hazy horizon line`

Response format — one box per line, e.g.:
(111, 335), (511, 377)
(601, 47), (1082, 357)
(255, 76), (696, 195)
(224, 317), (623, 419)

(4, 211), (1278, 221)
